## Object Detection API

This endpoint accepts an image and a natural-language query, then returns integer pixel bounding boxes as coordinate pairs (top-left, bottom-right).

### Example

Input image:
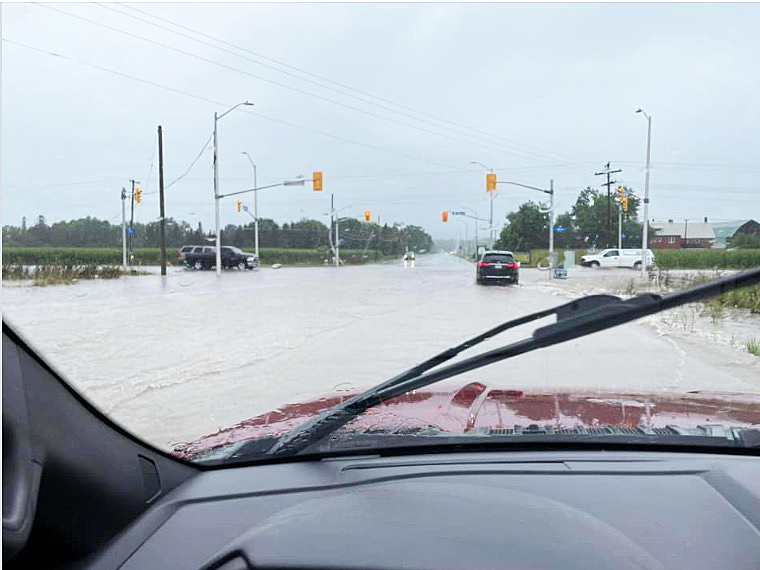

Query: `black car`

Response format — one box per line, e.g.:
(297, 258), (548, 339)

(184, 245), (259, 270)
(476, 250), (520, 285)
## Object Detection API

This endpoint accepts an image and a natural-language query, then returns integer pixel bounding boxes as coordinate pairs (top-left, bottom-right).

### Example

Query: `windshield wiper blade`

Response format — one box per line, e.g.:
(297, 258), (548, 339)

(267, 267), (760, 458)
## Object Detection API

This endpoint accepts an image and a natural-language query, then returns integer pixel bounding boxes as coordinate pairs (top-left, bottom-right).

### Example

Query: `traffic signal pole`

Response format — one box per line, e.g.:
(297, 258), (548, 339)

(121, 187), (127, 270)
(129, 179), (138, 261)
(618, 209), (623, 250)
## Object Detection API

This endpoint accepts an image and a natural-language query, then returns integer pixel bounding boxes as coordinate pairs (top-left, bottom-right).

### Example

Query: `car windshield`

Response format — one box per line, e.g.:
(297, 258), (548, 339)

(2, 3), (759, 465)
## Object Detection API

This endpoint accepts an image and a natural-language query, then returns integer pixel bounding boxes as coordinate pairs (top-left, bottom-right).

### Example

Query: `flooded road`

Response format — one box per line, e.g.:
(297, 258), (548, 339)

(4, 253), (760, 450)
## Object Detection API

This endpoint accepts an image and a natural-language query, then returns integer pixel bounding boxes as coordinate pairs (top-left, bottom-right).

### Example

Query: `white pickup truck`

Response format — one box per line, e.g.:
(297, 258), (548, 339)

(580, 248), (655, 269)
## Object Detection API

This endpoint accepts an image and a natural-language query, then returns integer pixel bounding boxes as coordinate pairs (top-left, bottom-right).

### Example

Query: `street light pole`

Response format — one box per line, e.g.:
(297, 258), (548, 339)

(213, 101), (253, 276)
(242, 152), (259, 259)
(637, 109), (652, 278)
(490, 170), (495, 248)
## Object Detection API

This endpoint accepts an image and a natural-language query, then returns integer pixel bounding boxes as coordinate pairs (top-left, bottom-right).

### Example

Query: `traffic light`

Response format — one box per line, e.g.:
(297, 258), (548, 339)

(313, 171), (323, 192)
(364, 210), (371, 222)
(621, 195), (629, 214)
(135, 188), (142, 204)
(617, 186), (625, 202)
(442, 211), (449, 222)
(486, 173), (497, 193)
(237, 200), (242, 212)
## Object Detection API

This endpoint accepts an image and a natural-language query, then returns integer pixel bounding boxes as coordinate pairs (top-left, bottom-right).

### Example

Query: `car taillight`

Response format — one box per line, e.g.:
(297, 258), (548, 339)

(506, 262), (519, 269)
(477, 262), (492, 268)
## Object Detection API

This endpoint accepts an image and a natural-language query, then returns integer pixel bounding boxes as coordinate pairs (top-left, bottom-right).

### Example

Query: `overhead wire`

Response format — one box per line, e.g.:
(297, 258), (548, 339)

(110, 1), (579, 164)
(164, 133), (212, 191)
(35, 3), (560, 165)
(2, 38), (458, 170)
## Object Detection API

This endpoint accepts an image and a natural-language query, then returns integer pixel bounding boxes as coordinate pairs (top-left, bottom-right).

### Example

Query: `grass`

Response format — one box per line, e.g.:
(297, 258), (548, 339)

(2, 247), (395, 267)
(746, 338), (760, 357)
(2, 264), (144, 286)
(649, 269), (760, 314)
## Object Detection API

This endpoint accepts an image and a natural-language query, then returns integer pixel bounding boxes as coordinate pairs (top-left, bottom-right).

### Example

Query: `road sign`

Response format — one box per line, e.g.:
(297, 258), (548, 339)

(554, 226), (567, 233)
(451, 211), (466, 216)
(126, 227), (136, 237)
(242, 205), (249, 212)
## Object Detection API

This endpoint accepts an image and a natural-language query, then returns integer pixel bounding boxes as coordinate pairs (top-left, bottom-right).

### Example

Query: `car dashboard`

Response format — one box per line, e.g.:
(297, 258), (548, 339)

(88, 449), (760, 570)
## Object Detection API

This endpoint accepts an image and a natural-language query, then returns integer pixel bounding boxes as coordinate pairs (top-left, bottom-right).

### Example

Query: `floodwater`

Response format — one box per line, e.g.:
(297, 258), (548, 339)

(3, 253), (759, 450)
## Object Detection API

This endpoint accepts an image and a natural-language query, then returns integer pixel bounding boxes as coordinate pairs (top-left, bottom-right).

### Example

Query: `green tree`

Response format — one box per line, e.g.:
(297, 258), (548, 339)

(494, 202), (548, 251)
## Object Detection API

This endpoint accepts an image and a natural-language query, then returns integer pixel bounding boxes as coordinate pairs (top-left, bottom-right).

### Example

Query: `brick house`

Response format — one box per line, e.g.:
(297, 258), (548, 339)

(649, 220), (715, 249)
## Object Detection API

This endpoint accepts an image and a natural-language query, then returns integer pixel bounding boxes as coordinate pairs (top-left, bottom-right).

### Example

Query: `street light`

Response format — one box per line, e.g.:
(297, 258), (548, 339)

(214, 100), (254, 275)
(469, 161), (496, 248)
(636, 108), (652, 278)
(241, 151), (259, 259)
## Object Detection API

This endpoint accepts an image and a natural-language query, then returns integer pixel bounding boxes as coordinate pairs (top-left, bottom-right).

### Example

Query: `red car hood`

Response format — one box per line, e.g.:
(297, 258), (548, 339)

(174, 383), (760, 460)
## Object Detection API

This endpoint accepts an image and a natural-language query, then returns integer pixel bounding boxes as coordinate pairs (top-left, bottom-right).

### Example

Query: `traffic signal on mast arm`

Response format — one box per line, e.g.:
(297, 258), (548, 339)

(486, 173), (497, 193)
(364, 210), (371, 222)
(313, 171), (323, 192)
(622, 194), (629, 214)
(135, 188), (142, 204)
(237, 200), (242, 212)
(442, 211), (449, 222)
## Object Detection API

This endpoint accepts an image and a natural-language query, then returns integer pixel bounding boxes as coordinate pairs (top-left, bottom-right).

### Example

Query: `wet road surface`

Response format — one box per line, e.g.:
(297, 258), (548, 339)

(4, 253), (759, 449)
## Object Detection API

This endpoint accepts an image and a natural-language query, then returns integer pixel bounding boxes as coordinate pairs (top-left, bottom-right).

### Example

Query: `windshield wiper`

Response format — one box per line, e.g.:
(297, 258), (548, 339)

(267, 267), (760, 458)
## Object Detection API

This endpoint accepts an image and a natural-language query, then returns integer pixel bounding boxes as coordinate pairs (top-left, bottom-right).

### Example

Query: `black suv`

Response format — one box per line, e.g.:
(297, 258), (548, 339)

(184, 246), (259, 270)
(476, 250), (520, 285)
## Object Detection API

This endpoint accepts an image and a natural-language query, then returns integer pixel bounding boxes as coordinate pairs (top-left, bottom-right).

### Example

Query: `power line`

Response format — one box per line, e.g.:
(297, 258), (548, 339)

(36, 3), (559, 164)
(165, 133), (212, 190)
(109, 2), (579, 165)
(2, 38), (456, 170)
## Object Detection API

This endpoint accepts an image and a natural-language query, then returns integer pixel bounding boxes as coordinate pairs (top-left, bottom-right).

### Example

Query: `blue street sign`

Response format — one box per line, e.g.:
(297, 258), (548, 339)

(554, 226), (567, 233)
(451, 211), (466, 216)
(126, 227), (136, 237)
(242, 205), (249, 212)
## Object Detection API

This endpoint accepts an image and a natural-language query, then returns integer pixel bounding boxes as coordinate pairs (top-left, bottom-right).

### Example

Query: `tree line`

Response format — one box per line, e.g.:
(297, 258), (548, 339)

(2, 215), (434, 256)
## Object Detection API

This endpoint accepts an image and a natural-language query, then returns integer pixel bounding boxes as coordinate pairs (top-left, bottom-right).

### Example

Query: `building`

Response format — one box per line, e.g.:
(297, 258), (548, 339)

(650, 219), (715, 249)
(709, 220), (759, 248)
(711, 220), (754, 249)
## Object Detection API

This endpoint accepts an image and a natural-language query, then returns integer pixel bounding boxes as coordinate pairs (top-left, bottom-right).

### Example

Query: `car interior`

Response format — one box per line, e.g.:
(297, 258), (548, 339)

(4, 320), (760, 570)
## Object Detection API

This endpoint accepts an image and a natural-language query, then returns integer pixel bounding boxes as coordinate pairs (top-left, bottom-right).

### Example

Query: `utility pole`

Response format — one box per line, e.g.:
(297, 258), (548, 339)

(595, 162), (621, 247)
(213, 111), (222, 275)
(638, 110), (652, 277)
(129, 178), (139, 260)
(158, 126), (167, 276)
(121, 187), (127, 270)
(335, 205), (340, 268)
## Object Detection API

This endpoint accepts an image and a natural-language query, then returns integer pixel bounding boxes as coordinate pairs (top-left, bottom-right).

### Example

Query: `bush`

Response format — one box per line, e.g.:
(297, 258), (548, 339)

(2, 264), (140, 285)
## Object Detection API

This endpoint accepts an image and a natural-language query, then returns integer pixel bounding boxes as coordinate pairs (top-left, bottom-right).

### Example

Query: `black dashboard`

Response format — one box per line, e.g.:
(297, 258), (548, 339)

(89, 450), (760, 570)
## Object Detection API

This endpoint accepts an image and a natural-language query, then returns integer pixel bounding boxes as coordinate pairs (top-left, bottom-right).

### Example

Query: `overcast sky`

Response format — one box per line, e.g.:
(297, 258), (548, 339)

(3, 2), (759, 241)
